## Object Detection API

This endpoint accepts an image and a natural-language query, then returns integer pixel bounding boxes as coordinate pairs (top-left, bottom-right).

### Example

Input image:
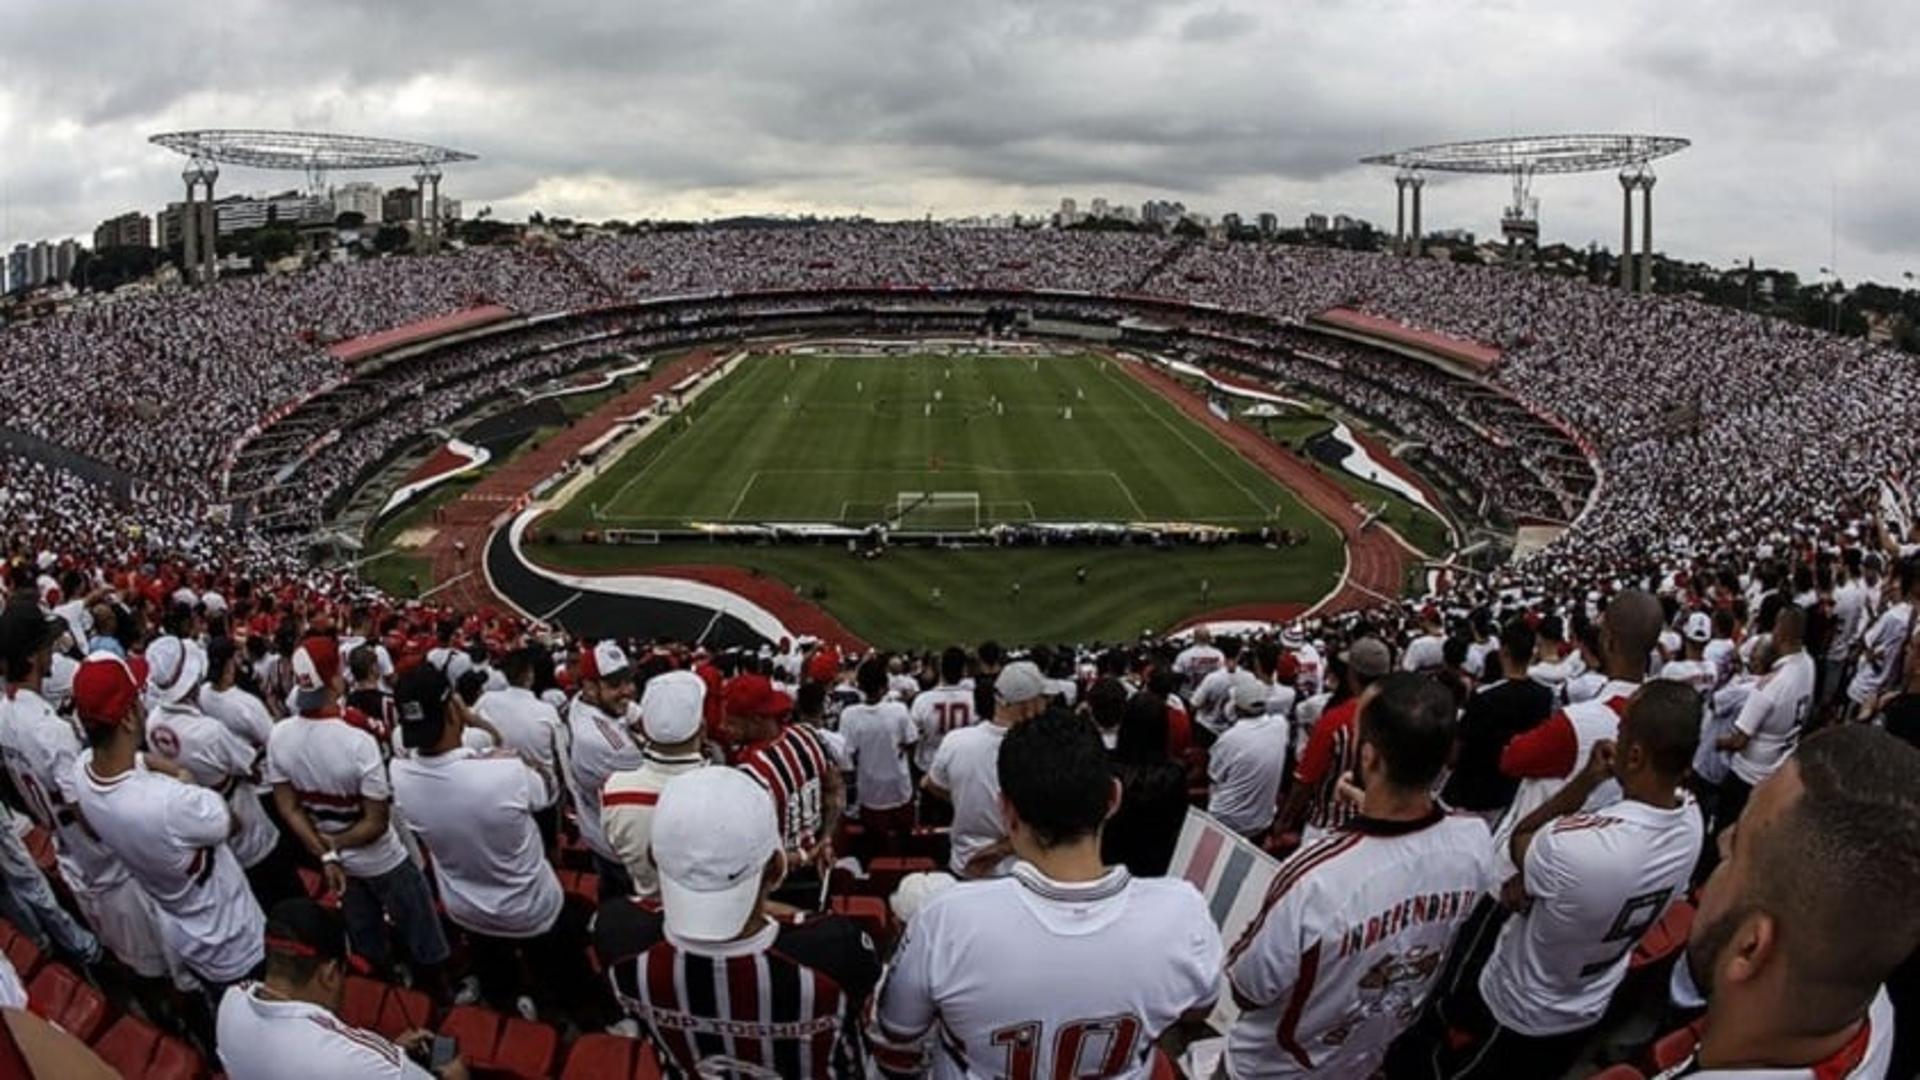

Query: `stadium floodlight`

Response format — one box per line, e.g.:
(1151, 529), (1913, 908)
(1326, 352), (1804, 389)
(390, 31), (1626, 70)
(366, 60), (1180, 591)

(1361, 133), (1689, 281)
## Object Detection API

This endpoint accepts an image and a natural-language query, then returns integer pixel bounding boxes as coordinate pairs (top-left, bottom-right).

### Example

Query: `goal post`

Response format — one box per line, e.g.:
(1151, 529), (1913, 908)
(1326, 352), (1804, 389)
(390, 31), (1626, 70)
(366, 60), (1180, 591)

(893, 491), (981, 531)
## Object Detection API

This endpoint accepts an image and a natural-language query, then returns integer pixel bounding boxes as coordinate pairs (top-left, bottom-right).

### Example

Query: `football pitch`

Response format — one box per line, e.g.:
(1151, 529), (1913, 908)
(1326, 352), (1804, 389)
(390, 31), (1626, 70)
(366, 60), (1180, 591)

(554, 352), (1332, 532)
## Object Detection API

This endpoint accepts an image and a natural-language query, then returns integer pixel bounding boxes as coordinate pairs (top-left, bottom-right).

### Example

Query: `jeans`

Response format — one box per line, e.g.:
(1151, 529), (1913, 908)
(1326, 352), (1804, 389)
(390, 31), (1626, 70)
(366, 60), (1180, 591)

(0, 815), (98, 963)
(344, 860), (451, 972)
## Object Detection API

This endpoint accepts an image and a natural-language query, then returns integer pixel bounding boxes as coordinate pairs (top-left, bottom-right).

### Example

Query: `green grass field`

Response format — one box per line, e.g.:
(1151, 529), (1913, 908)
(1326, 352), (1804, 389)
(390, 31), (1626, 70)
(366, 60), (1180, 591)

(548, 353), (1332, 532)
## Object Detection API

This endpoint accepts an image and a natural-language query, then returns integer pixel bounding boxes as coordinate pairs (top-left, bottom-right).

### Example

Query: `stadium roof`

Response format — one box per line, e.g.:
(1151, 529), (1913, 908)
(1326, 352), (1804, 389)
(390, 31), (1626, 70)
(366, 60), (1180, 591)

(1361, 134), (1689, 175)
(148, 129), (477, 170)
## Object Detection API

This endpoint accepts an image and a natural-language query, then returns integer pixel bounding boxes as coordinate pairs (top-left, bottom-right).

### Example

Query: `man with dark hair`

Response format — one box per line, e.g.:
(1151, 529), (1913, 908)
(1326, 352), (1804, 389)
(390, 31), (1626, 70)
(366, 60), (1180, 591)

(1277, 636), (1392, 845)
(839, 656), (918, 856)
(1443, 618), (1554, 818)
(1716, 603), (1816, 845)
(1662, 725), (1920, 1076)
(217, 898), (466, 1078)
(1847, 555), (1918, 721)
(1434, 680), (1703, 1078)
(909, 645), (976, 777)
(874, 710), (1222, 1078)
(1226, 674), (1489, 1077)
(565, 641), (645, 899)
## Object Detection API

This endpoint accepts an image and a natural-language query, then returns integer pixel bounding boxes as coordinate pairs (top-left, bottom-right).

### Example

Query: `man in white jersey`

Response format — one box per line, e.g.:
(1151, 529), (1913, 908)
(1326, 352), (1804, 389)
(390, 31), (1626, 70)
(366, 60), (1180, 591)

(602, 669), (709, 896)
(875, 709), (1221, 1078)
(389, 665), (600, 1022)
(923, 660), (1049, 878)
(69, 653), (265, 1003)
(1281, 627), (1324, 699)
(1435, 680), (1704, 1078)
(1206, 671), (1290, 839)
(198, 637), (275, 749)
(1189, 636), (1243, 735)
(265, 637), (450, 997)
(470, 647), (565, 844)
(564, 641), (644, 899)
(1654, 726), (1919, 1078)
(0, 608), (167, 980)
(1820, 550), (1871, 719)
(144, 635), (302, 909)
(1173, 628), (1226, 692)
(1226, 674), (1490, 1079)
(218, 898), (466, 1079)
(908, 646), (976, 776)
(840, 657), (919, 855)
(1715, 605), (1816, 850)
(1846, 556), (1917, 721)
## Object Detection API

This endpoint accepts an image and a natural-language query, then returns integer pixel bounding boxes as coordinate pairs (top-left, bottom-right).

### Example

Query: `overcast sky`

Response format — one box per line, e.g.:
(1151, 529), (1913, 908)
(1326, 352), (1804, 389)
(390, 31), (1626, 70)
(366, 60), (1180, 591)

(2, 0), (1915, 284)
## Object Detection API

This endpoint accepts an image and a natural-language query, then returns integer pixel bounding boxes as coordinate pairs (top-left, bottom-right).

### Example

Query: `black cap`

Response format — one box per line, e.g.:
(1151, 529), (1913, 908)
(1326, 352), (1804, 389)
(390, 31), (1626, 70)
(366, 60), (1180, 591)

(393, 663), (452, 750)
(264, 898), (347, 963)
(206, 636), (239, 678)
(0, 600), (64, 668)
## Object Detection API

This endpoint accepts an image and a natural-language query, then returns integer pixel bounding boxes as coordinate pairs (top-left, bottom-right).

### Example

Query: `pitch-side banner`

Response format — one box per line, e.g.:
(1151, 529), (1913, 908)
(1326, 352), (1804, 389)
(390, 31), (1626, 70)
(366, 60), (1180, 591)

(1169, 808), (1282, 1034)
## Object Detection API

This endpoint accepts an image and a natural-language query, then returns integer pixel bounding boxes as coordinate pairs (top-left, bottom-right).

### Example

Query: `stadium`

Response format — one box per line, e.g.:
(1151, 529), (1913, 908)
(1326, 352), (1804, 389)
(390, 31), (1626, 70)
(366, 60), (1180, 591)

(2, 62), (1919, 1080)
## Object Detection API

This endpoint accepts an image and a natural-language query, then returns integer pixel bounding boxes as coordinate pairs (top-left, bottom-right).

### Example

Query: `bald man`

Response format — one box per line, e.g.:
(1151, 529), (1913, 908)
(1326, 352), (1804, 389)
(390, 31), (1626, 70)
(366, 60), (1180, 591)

(1661, 726), (1920, 1076)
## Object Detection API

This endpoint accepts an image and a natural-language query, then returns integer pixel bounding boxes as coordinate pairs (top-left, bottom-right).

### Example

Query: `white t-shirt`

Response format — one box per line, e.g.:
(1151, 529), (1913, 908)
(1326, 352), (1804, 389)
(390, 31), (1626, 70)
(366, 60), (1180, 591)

(1480, 796), (1704, 1036)
(1730, 651), (1816, 785)
(1207, 715), (1291, 835)
(264, 712), (410, 879)
(1191, 667), (1238, 733)
(875, 864), (1221, 1080)
(198, 684), (276, 748)
(1402, 634), (1446, 673)
(0, 686), (131, 892)
(928, 722), (1010, 876)
(74, 755), (266, 984)
(1226, 811), (1493, 1078)
(566, 696), (644, 862)
(217, 983), (432, 1079)
(839, 701), (918, 811)
(1848, 602), (1912, 706)
(390, 748), (561, 938)
(473, 687), (565, 798)
(908, 684), (977, 773)
(1174, 644), (1226, 687)
(1827, 580), (1872, 661)
(148, 701), (280, 869)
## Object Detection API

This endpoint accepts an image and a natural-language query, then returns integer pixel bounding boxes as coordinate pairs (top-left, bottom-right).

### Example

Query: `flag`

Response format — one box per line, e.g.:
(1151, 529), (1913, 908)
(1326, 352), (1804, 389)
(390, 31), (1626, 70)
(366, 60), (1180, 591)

(1169, 808), (1282, 1032)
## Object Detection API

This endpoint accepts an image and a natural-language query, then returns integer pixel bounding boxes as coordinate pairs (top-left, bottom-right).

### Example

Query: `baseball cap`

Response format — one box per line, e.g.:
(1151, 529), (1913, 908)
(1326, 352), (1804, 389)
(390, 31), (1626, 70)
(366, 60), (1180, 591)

(73, 652), (142, 732)
(145, 635), (206, 705)
(992, 660), (1048, 705)
(578, 640), (633, 683)
(263, 897), (348, 964)
(1343, 637), (1392, 679)
(1658, 630), (1682, 656)
(292, 637), (341, 692)
(1683, 612), (1712, 643)
(640, 670), (706, 744)
(1280, 626), (1305, 649)
(393, 664), (453, 749)
(652, 768), (781, 942)
(722, 672), (793, 719)
(1230, 670), (1269, 715)
(0, 603), (64, 667)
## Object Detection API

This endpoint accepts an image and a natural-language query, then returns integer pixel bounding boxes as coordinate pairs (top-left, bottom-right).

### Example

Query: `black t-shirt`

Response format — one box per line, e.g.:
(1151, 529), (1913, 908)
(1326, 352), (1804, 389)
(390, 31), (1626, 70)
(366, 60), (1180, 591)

(1103, 760), (1189, 877)
(594, 898), (881, 1079)
(1442, 677), (1556, 812)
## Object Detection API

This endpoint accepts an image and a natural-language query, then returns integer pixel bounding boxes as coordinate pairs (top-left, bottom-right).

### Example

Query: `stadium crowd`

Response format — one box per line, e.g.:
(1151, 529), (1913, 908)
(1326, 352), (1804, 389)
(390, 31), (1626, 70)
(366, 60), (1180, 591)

(0, 226), (1917, 1077)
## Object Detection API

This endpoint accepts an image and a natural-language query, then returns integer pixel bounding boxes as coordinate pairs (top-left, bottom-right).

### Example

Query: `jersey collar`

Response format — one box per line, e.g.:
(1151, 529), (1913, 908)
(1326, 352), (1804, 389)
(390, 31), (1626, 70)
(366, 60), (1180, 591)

(1010, 862), (1132, 903)
(1344, 804), (1448, 837)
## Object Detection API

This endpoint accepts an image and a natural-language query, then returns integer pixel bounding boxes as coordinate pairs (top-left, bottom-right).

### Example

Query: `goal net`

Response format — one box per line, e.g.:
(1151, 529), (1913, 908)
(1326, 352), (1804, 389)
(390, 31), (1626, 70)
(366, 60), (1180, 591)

(893, 491), (981, 531)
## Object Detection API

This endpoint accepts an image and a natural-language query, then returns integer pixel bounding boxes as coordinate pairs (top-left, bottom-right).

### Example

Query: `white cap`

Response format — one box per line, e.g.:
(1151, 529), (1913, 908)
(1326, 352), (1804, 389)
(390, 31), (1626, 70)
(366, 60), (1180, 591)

(170, 587), (197, 610)
(653, 769), (781, 942)
(640, 670), (706, 744)
(579, 640), (632, 683)
(1229, 670), (1269, 715)
(146, 635), (206, 705)
(993, 661), (1048, 705)
(1683, 612), (1712, 643)
(889, 871), (958, 924)
(1658, 630), (1682, 657)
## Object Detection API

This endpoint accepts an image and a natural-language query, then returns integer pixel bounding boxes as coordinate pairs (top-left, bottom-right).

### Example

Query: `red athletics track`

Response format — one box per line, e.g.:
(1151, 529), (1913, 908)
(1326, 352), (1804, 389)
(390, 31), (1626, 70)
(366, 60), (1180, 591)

(1114, 358), (1410, 616)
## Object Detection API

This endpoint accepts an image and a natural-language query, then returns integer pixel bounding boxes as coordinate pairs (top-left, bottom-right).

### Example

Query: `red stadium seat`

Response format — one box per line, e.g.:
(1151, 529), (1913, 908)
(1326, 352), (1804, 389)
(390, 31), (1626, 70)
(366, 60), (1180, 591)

(903, 826), (950, 865)
(144, 1033), (207, 1080)
(4, 928), (42, 982)
(865, 856), (937, 898)
(438, 1005), (559, 1079)
(568, 873), (600, 907)
(338, 975), (389, 1033)
(1590, 1066), (1646, 1080)
(26, 962), (110, 1042)
(439, 1005), (500, 1064)
(1649, 1020), (1705, 1070)
(91, 1014), (207, 1080)
(830, 894), (894, 951)
(377, 984), (433, 1041)
(561, 1033), (637, 1079)
(1630, 898), (1696, 971)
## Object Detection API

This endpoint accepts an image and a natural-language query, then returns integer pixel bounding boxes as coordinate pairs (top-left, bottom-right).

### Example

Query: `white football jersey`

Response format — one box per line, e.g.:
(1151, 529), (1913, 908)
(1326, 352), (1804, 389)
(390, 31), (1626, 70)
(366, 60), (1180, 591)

(0, 686), (130, 891)
(1480, 795), (1704, 1036)
(565, 696), (644, 862)
(473, 687), (565, 800)
(148, 701), (280, 869)
(264, 712), (409, 879)
(1728, 652), (1815, 785)
(1206, 715), (1290, 835)
(217, 983), (433, 1079)
(927, 722), (1009, 876)
(839, 701), (918, 811)
(1489, 680), (1638, 886)
(198, 683), (276, 748)
(874, 864), (1221, 1079)
(74, 755), (266, 984)
(909, 685), (977, 773)
(1225, 811), (1493, 1079)
(391, 748), (561, 938)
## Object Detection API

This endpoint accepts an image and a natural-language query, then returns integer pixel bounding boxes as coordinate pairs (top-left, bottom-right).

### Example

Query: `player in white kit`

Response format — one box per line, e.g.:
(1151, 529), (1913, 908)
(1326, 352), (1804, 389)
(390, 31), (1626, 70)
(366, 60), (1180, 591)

(875, 709), (1222, 1078)
(1226, 674), (1491, 1079)
(1435, 679), (1704, 1078)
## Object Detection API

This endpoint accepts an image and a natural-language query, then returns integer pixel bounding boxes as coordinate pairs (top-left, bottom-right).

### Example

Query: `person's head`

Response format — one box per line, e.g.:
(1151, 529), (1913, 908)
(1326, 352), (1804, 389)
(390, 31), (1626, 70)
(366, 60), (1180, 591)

(856, 657), (889, 704)
(1498, 618), (1536, 678)
(578, 640), (636, 715)
(1689, 727), (1920, 1040)
(1770, 604), (1805, 653)
(652, 767), (784, 942)
(501, 646), (537, 689)
(792, 680), (827, 724)
(1084, 677), (1128, 733)
(721, 672), (794, 740)
(976, 640), (1004, 675)
(991, 660), (1049, 725)
(1355, 673), (1456, 797)
(291, 636), (343, 713)
(1251, 640), (1281, 681)
(262, 898), (352, 1011)
(1114, 691), (1171, 767)
(1614, 681), (1700, 792)
(1600, 588), (1664, 674)
(206, 636), (240, 690)
(638, 670), (706, 752)
(346, 643), (380, 688)
(394, 663), (465, 754)
(1342, 637), (1391, 695)
(1899, 554), (1920, 600)
(0, 602), (61, 685)
(998, 709), (1119, 855)
(938, 645), (967, 687)
(72, 653), (145, 751)
(145, 635), (206, 707)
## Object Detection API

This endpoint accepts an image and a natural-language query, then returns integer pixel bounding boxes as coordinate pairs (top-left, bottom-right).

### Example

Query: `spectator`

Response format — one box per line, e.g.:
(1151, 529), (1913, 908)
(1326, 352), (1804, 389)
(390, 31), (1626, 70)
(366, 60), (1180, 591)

(838, 657), (918, 857)
(1716, 604), (1816, 844)
(565, 641), (645, 899)
(907, 645), (976, 774)
(1206, 671), (1292, 840)
(729, 668), (844, 905)
(1442, 619), (1555, 818)
(923, 659), (1049, 878)
(601, 670), (709, 896)
(1104, 688), (1191, 877)
(1277, 636), (1391, 846)
(471, 647), (565, 844)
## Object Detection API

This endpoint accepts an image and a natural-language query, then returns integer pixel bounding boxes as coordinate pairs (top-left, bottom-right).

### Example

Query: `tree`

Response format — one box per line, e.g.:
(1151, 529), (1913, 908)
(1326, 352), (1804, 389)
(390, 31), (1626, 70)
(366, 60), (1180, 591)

(72, 246), (164, 293)
(1172, 218), (1206, 239)
(334, 211), (367, 230)
(374, 225), (412, 254)
(246, 226), (299, 264)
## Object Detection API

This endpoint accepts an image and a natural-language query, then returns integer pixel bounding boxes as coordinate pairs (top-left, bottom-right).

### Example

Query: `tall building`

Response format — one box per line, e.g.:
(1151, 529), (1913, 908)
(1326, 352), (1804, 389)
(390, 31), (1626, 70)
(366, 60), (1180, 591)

(28, 241), (51, 288)
(1056, 197), (1079, 227)
(1256, 212), (1279, 236)
(5, 245), (26, 293)
(1090, 197), (1109, 219)
(214, 191), (331, 233)
(383, 186), (420, 225)
(94, 211), (153, 250)
(331, 181), (384, 222)
(54, 239), (81, 284)
(1141, 199), (1187, 228)
(1304, 212), (1330, 233)
(1222, 212), (1243, 231)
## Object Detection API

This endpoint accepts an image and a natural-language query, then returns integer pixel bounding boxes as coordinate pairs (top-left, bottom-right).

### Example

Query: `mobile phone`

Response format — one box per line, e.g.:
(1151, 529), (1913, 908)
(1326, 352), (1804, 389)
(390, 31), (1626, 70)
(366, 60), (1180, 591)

(430, 1035), (458, 1070)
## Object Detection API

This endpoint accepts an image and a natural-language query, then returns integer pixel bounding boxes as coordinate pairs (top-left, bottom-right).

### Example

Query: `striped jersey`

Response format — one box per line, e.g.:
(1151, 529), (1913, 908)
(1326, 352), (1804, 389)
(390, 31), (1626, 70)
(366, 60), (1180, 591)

(737, 724), (833, 855)
(264, 709), (410, 878)
(594, 898), (882, 1079)
(1292, 698), (1360, 834)
(1225, 810), (1493, 1078)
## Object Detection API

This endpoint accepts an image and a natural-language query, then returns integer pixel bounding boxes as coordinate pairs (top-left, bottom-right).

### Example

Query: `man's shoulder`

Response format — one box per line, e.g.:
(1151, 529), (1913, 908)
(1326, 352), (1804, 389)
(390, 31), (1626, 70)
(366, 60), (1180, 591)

(592, 896), (667, 962)
(773, 911), (882, 975)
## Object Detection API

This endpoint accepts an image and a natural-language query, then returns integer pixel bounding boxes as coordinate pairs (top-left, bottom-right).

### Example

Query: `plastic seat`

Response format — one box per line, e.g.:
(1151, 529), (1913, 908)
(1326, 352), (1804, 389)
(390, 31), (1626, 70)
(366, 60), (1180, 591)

(27, 962), (111, 1042)
(1649, 1021), (1704, 1070)
(562, 1034), (665, 1079)
(376, 984), (433, 1041)
(438, 1005), (559, 1079)
(145, 1034), (207, 1080)
(1591, 1066), (1646, 1080)
(5, 930), (44, 982)
(829, 895), (894, 951)
(91, 1014), (206, 1080)
(1630, 898), (1696, 971)
(338, 975), (389, 1033)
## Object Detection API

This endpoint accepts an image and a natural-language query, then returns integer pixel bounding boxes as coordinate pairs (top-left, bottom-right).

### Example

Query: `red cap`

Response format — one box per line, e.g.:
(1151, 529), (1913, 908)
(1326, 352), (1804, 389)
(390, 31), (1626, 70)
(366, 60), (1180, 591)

(73, 654), (141, 731)
(722, 673), (792, 719)
(292, 637), (341, 691)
